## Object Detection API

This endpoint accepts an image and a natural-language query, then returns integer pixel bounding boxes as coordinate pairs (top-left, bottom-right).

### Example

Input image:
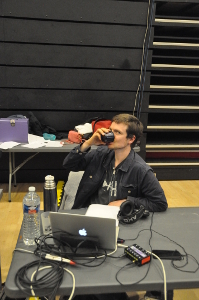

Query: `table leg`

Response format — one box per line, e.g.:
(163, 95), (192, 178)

(167, 290), (174, 300)
(12, 152), (17, 187)
(8, 152), (39, 202)
(8, 152), (12, 202)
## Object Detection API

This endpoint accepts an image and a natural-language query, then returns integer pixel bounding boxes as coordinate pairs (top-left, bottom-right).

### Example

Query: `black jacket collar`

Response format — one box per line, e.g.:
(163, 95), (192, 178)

(102, 147), (135, 172)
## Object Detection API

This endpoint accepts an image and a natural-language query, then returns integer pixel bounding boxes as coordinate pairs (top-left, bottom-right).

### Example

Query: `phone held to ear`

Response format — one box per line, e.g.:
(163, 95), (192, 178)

(152, 250), (182, 260)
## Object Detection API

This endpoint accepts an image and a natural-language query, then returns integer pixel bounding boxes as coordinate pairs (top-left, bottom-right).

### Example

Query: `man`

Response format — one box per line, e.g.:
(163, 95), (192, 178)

(63, 114), (167, 300)
(63, 114), (167, 212)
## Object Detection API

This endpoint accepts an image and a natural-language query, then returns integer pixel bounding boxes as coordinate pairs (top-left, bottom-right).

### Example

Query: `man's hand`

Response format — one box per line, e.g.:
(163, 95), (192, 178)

(80, 128), (110, 152)
(108, 199), (126, 207)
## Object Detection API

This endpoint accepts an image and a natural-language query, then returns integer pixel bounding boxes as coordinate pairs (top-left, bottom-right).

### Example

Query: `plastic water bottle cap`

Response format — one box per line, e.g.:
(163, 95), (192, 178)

(45, 175), (54, 181)
(29, 186), (36, 192)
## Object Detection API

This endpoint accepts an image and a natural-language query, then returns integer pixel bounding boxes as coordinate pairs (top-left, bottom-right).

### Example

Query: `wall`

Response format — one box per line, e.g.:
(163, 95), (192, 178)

(0, 0), (152, 182)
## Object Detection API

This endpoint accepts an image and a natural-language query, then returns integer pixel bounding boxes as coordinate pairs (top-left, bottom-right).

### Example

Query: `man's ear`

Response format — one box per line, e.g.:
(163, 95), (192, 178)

(128, 135), (136, 145)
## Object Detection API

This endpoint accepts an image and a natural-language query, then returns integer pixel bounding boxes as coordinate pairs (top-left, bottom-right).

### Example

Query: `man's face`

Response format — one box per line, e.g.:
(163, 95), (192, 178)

(108, 122), (135, 150)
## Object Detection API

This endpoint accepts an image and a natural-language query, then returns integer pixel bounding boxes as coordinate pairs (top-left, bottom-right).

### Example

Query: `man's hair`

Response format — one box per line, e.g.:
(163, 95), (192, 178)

(112, 114), (143, 147)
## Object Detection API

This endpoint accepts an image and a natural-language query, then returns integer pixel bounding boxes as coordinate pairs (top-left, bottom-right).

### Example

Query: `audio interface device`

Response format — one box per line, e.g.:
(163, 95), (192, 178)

(124, 244), (151, 266)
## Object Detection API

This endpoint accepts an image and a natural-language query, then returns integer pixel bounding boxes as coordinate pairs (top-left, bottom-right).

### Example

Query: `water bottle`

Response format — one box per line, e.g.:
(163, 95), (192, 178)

(43, 175), (57, 212)
(23, 186), (40, 245)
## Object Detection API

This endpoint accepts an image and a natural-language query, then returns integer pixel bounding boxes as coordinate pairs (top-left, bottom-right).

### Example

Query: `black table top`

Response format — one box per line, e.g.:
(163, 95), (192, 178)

(5, 207), (199, 298)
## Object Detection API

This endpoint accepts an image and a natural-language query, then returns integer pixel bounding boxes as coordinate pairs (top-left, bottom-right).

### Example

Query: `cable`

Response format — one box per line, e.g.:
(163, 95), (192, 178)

(34, 232), (110, 267)
(14, 242), (76, 300)
(30, 266), (52, 297)
(88, 244), (118, 260)
(15, 217), (197, 300)
(63, 267), (75, 300)
(117, 243), (128, 248)
(15, 260), (64, 300)
(13, 233), (118, 299)
(74, 248), (108, 267)
(148, 251), (167, 300)
(149, 229), (199, 274)
(115, 258), (151, 287)
(114, 213), (166, 300)
(66, 241), (119, 262)
(115, 261), (135, 285)
(115, 213), (154, 286)
(124, 227), (199, 274)
(29, 265), (75, 300)
(14, 248), (34, 254)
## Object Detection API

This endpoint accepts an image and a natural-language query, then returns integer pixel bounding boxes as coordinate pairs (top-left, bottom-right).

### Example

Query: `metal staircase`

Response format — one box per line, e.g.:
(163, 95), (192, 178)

(146, 1), (199, 180)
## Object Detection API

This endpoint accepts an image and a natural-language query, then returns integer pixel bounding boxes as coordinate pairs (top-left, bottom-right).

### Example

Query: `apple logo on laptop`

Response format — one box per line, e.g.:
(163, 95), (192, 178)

(79, 228), (87, 236)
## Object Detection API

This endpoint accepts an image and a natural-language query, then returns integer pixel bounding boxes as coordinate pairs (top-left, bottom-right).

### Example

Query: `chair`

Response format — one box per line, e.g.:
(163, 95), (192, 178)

(59, 171), (84, 210)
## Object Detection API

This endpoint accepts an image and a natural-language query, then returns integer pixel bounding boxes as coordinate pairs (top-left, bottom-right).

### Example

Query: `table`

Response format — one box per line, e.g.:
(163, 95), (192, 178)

(1, 144), (75, 202)
(1, 144), (140, 202)
(5, 207), (199, 298)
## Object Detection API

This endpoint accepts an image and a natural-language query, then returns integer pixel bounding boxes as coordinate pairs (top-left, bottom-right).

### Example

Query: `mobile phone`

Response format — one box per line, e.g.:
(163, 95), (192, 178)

(152, 250), (182, 260)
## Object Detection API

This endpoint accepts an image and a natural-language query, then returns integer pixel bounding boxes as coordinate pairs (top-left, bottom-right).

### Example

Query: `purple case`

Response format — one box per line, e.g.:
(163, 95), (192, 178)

(0, 118), (29, 143)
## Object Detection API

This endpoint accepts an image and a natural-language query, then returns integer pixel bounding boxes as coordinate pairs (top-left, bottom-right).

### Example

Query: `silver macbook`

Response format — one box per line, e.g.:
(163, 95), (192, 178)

(49, 212), (117, 250)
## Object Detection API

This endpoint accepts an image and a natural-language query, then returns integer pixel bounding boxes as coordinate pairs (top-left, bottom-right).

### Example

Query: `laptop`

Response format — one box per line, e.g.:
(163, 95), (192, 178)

(49, 211), (118, 250)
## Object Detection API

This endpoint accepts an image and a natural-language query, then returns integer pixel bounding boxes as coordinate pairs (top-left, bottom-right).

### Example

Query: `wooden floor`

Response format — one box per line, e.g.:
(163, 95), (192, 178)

(0, 181), (199, 299)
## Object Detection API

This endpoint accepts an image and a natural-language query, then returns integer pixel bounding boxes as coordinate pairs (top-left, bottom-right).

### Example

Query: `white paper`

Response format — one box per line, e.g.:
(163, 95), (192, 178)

(44, 140), (63, 147)
(20, 134), (48, 148)
(21, 141), (47, 148)
(86, 204), (119, 226)
(28, 134), (45, 143)
(0, 141), (20, 149)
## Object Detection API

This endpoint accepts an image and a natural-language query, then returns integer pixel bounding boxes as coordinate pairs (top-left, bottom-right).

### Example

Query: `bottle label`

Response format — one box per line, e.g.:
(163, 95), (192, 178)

(23, 204), (40, 214)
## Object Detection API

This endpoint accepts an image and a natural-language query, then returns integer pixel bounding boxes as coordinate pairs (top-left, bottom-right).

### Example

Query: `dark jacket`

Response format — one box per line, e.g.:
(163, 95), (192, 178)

(63, 145), (168, 212)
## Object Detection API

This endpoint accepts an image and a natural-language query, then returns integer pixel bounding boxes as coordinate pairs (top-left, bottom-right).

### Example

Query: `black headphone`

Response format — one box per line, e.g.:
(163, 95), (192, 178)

(117, 200), (150, 224)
